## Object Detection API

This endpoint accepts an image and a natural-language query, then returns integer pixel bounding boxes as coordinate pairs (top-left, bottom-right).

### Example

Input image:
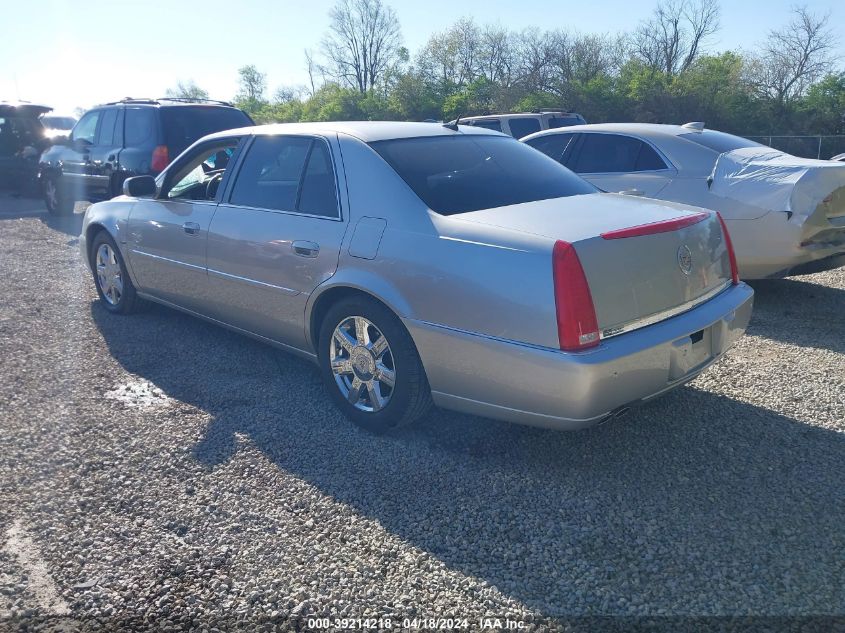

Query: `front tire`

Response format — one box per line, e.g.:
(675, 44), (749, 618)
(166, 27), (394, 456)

(90, 231), (140, 314)
(43, 174), (74, 215)
(318, 297), (432, 433)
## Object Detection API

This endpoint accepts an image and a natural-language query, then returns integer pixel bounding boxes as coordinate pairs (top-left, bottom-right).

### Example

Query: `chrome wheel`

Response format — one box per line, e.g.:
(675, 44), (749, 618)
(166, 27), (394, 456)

(44, 179), (58, 209)
(95, 243), (123, 306)
(330, 316), (395, 412)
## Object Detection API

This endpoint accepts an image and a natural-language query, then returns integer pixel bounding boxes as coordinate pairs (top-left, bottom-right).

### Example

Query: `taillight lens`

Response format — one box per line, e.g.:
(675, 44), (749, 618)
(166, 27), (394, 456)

(716, 212), (739, 285)
(151, 145), (169, 173)
(553, 240), (600, 351)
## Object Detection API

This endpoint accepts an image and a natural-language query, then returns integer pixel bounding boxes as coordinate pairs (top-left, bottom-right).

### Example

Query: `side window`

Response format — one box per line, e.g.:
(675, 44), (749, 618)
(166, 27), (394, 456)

(572, 134), (642, 174)
(635, 143), (668, 170)
(507, 118), (542, 139)
(124, 108), (156, 146)
(470, 119), (502, 132)
(71, 111), (100, 144)
(524, 133), (575, 163)
(230, 135), (337, 216)
(297, 141), (339, 218)
(96, 108), (119, 146)
(165, 139), (240, 201)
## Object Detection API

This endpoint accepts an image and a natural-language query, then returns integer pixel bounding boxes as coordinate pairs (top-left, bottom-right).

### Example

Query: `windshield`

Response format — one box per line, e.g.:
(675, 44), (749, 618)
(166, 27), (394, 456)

(161, 107), (253, 156)
(369, 134), (596, 215)
(679, 130), (764, 154)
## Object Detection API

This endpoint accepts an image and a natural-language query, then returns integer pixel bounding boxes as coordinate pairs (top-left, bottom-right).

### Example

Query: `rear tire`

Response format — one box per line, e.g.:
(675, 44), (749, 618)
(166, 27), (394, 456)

(90, 231), (140, 314)
(318, 297), (432, 433)
(43, 174), (74, 215)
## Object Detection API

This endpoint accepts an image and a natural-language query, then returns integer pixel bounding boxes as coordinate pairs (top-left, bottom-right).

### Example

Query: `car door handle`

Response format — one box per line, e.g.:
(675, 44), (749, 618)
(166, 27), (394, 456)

(292, 240), (319, 257)
(620, 188), (645, 196)
(182, 222), (201, 235)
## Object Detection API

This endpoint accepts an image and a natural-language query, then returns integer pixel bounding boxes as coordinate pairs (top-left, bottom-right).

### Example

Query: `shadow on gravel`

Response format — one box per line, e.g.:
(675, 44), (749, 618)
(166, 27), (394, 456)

(90, 299), (845, 620)
(747, 278), (845, 354)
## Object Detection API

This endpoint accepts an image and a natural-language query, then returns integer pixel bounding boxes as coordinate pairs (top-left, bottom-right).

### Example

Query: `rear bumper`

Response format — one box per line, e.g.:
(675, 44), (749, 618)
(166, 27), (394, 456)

(406, 282), (754, 430)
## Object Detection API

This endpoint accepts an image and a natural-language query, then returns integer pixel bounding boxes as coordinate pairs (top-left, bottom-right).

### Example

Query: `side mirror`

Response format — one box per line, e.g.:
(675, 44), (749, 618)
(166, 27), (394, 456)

(123, 175), (157, 198)
(72, 137), (92, 151)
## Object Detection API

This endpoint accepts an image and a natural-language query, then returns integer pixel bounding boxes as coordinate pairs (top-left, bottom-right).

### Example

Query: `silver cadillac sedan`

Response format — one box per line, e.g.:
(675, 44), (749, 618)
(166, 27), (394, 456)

(80, 122), (754, 432)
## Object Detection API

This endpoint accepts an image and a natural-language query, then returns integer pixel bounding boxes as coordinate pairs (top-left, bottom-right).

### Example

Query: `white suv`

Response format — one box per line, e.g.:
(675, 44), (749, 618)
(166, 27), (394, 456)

(458, 111), (587, 138)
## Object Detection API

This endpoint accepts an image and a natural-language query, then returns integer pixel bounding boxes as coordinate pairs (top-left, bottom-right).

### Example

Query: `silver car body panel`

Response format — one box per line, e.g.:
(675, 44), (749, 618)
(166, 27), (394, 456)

(522, 123), (845, 279)
(80, 121), (754, 429)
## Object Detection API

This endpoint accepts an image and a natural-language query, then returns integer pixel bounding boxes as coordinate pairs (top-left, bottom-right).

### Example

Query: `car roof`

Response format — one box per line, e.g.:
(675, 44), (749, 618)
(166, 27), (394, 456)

(0, 101), (53, 117)
(203, 121), (506, 143)
(524, 122), (699, 140)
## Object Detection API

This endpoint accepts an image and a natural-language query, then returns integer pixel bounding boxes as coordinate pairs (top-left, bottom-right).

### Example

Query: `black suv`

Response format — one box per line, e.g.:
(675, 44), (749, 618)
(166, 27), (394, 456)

(39, 98), (253, 214)
(0, 101), (52, 193)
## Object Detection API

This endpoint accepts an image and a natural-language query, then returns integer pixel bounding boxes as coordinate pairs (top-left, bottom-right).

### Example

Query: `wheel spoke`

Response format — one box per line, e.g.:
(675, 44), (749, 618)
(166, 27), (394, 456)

(335, 328), (356, 353)
(370, 335), (388, 359)
(375, 364), (395, 388)
(347, 377), (363, 404)
(354, 317), (370, 346)
(366, 381), (383, 412)
(331, 359), (353, 375)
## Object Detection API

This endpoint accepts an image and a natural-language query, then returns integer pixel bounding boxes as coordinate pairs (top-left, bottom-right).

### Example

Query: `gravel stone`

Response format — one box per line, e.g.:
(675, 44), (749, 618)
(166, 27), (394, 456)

(0, 194), (843, 632)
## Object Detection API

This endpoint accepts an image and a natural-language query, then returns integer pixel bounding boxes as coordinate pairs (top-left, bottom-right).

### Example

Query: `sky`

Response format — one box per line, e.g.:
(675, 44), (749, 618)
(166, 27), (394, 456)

(2, 0), (843, 115)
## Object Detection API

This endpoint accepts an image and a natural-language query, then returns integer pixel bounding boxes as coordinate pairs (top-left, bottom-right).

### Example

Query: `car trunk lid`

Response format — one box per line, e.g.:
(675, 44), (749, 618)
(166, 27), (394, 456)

(456, 193), (733, 338)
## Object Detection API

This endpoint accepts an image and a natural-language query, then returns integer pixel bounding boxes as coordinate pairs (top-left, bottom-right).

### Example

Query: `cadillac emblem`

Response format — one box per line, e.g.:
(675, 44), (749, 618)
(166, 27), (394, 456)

(677, 245), (693, 275)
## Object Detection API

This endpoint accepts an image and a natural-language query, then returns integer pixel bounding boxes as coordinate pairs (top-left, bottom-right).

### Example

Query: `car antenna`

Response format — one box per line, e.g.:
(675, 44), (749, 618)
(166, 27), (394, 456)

(443, 114), (462, 131)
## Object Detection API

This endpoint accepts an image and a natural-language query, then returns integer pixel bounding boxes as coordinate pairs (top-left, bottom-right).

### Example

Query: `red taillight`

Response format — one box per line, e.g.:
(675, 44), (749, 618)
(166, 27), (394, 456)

(600, 212), (709, 240)
(716, 212), (740, 285)
(553, 240), (600, 351)
(151, 145), (169, 173)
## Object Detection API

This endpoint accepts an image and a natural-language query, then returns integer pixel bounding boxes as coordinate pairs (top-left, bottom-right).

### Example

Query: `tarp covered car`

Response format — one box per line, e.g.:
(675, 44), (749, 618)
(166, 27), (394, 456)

(710, 147), (845, 277)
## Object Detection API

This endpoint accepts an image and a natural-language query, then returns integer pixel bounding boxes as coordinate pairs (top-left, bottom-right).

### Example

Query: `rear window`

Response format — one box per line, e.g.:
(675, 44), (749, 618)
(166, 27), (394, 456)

(468, 119), (502, 132)
(41, 116), (76, 130)
(679, 130), (763, 154)
(548, 116), (584, 128)
(507, 117), (542, 139)
(370, 134), (596, 215)
(162, 107), (253, 156)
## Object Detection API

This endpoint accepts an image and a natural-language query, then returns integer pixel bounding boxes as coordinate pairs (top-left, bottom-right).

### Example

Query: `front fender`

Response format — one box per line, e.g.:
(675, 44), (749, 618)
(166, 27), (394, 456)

(80, 200), (137, 278)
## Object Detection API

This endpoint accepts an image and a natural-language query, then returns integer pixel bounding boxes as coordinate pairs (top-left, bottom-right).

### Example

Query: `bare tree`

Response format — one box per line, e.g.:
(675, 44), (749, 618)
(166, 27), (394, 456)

(752, 5), (838, 105)
(634, 0), (720, 75)
(321, 0), (403, 93)
(304, 48), (320, 96)
(165, 80), (209, 100)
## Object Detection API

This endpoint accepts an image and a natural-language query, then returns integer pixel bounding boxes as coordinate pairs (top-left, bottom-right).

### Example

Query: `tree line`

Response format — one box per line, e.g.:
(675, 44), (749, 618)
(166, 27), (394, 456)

(168, 0), (845, 142)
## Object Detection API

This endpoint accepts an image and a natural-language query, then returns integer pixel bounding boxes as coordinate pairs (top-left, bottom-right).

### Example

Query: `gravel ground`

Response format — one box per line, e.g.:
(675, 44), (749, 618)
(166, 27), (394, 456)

(0, 194), (843, 632)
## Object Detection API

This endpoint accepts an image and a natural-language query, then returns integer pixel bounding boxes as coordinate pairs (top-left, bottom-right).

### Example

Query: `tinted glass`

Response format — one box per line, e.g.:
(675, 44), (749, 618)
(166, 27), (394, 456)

(370, 135), (596, 215)
(524, 133), (575, 163)
(72, 111), (100, 143)
(124, 108), (156, 146)
(572, 134), (642, 173)
(635, 143), (667, 170)
(96, 108), (119, 146)
(548, 116), (582, 128)
(508, 118), (542, 139)
(297, 141), (339, 217)
(679, 130), (764, 154)
(469, 119), (502, 132)
(161, 107), (252, 156)
(230, 135), (312, 211)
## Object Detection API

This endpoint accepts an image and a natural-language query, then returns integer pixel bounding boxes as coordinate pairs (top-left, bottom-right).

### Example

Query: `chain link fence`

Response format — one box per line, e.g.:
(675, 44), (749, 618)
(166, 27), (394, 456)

(744, 135), (845, 160)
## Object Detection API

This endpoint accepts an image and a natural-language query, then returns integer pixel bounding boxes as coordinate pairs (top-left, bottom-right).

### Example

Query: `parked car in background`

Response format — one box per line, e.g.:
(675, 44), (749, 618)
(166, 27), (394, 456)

(40, 113), (77, 141)
(456, 111), (586, 138)
(39, 98), (253, 215)
(81, 121), (752, 433)
(832, 153), (845, 162)
(523, 123), (845, 279)
(0, 101), (51, 192)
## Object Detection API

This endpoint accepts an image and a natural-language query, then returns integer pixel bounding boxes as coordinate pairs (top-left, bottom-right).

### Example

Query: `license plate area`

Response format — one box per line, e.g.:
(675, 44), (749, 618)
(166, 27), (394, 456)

(668, 327), (713, 381)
